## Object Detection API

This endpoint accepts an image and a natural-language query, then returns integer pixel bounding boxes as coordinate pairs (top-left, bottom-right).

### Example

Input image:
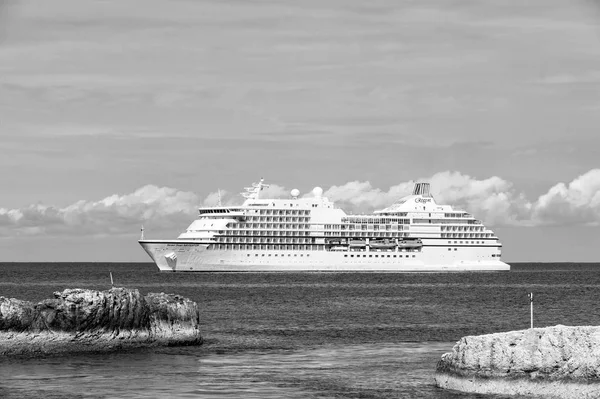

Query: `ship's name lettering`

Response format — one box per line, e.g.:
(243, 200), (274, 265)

(415, 198), (432, 203)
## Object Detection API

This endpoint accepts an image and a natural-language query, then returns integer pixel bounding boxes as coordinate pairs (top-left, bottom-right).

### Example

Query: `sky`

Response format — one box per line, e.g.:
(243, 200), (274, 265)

(1, 0), (600, 262)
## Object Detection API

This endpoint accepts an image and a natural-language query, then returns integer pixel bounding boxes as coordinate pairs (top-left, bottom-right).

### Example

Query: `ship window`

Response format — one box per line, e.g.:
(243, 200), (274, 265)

(393, 255), (397, 258)
(247, 254), (250, 257)
(255, 254), (258, 256)
(448, 248), (451, 251)
(454, 248), (457, 251)
(412, 255), (415, 258)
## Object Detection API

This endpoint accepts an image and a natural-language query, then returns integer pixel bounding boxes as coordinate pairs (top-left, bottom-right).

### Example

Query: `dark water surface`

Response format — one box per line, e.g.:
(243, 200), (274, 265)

(1, 263), (599, 398)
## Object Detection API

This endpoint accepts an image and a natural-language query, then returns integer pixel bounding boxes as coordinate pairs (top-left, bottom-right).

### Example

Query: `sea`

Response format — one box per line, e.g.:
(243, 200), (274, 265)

(1, 263), (599, 399)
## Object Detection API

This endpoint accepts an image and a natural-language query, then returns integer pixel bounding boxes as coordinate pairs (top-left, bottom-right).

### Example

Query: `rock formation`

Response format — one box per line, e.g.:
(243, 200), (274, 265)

(435, 325), (600, 398)
(0, 287), (202, 357)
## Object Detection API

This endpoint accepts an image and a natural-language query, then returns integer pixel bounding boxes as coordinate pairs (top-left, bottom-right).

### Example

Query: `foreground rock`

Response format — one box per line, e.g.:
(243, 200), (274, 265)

(435, 325), (600, 398)
(0, 288), (202, 357)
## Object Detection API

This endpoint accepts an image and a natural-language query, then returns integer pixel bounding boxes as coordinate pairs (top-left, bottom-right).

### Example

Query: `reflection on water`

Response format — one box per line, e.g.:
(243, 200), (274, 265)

(1, 343), (465, 399)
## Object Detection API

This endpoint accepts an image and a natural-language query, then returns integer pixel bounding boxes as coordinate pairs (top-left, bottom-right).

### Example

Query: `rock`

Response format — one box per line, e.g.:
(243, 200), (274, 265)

(0, 287), (203, 357)
(434, 325), (600, 398)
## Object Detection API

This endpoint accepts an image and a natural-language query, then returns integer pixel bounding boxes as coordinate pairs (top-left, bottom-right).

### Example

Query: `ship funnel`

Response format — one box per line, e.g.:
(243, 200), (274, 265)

(413, 182), (432, 197)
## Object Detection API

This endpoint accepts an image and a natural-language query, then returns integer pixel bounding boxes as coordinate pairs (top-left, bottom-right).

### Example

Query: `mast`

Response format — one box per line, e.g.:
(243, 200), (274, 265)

(241, 178), (270, 202)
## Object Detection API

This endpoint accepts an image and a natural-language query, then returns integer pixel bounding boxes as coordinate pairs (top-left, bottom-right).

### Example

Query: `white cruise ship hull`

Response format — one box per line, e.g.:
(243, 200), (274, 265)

(139, 240), (510, 272)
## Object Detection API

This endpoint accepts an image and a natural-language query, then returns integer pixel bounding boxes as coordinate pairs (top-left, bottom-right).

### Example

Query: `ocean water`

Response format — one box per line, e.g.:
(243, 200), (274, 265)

(1, 263), (600, 398)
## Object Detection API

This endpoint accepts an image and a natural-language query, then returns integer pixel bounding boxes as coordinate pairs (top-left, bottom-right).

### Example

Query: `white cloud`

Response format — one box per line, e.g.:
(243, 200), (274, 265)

(0, 185), (200, 236)
(2, 170), (600, 236)
(532, 169), (600, 226)
(323, 181), (412, 212)
(322, 170), (600, 227)
(259, 184), (289, 200)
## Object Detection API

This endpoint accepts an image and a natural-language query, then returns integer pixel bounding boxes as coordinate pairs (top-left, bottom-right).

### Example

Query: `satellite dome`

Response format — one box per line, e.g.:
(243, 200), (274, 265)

(291, 188), (300, 198)
(312, 187), (323, 197)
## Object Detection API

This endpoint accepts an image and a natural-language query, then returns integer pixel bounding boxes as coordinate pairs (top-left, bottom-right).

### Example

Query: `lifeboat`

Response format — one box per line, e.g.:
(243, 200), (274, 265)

(398, 238), (423, 248)
(369, 239), (397, 250)
(329, 246), (348, 252)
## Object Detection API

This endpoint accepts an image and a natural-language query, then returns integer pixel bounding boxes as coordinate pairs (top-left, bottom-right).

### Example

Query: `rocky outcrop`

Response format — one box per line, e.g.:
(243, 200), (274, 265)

(435, 325), (600, 398)
(0, 288), (202, 357)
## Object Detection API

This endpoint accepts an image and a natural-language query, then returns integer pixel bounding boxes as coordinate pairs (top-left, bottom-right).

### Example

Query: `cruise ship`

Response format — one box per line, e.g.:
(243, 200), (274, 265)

(139, 179), (510, 272)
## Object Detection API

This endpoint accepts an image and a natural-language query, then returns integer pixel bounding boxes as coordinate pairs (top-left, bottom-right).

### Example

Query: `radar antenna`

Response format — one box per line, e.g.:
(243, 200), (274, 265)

(241, 178), (270, 201)
(140, 225), (144, 240)
(217, 189), (222, 207)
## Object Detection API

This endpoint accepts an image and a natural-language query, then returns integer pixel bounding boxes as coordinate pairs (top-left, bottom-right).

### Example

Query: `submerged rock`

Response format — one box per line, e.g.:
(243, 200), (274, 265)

(0, 288), (203, 357)
(434, 325), (600, 398)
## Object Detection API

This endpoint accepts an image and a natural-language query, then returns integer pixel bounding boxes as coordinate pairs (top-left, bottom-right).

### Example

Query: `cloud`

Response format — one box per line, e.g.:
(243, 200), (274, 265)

(323, 181), (411, 211)
(0, 185), (201, 237)
(319, 173), (523, 224)
(2, 170), (600, 237)
(322, 170), (600, 227)
(532, 170), (600, 226)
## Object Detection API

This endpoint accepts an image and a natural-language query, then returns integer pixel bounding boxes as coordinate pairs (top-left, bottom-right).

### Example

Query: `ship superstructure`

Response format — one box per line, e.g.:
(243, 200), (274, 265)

(139, 179), (509, 272)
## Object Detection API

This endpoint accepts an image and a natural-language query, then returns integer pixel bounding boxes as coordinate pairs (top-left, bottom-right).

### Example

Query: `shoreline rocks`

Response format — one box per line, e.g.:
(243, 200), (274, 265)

(0, 288), (203, 357)
(434, 325), (600, 398)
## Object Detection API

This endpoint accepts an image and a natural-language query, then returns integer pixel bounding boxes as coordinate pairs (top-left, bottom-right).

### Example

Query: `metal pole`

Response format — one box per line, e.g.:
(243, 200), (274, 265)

(529, 292), (533, 329)
(110, 271), (114, 287)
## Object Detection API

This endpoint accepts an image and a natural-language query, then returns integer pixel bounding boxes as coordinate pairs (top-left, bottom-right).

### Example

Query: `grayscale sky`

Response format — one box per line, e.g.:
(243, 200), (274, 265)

(1, 0), (599, 262)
